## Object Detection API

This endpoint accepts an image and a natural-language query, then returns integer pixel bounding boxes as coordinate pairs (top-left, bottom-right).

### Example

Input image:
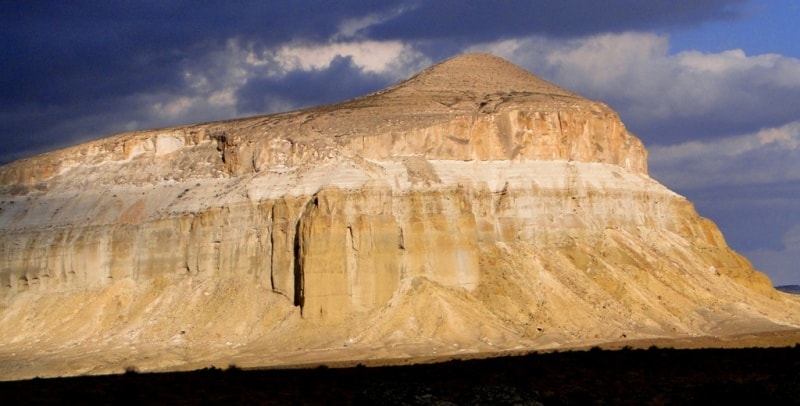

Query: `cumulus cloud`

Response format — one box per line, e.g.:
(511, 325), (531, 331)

(175, 38), (429, 117)
(272, 41), (428, 78)
(648, 121), (800, 189)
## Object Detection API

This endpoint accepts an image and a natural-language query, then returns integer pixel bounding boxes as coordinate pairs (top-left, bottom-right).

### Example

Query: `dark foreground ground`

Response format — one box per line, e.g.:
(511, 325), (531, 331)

(2, 346), (800, 405)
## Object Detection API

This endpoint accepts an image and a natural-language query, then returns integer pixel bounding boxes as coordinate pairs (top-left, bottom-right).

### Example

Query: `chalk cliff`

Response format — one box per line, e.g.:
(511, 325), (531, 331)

(1, 53), (799, 379)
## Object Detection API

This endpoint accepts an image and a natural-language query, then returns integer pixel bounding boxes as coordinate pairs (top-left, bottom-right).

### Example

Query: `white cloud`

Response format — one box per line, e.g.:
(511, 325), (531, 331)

(153, 96), (194, 118)
(651, 122), (800, 161)
(469, 32), (672, 96)
(120, 37), (431, 131)
(334, 4), (415, 40)
(677, 49), (777, 73)
(203, 37), (429, 85)
(337, 14), (388, 39)
(758, 124), (800, 150)
(273, 40), (418, 75)
(648, 121), (800, 189)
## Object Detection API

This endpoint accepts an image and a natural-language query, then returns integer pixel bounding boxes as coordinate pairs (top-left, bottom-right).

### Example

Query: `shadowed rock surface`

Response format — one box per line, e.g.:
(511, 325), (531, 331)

(1, 53), (799, 380)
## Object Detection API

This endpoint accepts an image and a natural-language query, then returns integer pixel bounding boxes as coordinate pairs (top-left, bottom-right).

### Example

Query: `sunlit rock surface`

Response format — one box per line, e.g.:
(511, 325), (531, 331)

(1, 53), (799, 380)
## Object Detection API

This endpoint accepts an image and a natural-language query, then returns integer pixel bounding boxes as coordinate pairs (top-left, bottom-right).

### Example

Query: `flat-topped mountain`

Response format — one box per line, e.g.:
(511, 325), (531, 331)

(1, 54), (798, 380)
(0, 53), (645, 185)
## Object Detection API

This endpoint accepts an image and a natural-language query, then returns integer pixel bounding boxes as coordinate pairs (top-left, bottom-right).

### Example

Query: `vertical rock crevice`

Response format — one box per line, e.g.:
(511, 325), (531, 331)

(292, 194), (319, 313)
(292, 199), (310, 314)
(292, 220), (304, 310)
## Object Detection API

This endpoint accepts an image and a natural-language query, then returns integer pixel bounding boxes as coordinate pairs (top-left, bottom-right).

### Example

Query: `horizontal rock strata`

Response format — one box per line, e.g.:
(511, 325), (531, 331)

(1, 53), (798, 379)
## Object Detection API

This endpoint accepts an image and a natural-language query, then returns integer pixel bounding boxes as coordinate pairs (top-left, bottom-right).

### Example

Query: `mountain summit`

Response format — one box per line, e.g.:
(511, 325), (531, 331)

(1, 54), (799, 380)
(369, 52), (579, 102)
(0, 53), (644, 185)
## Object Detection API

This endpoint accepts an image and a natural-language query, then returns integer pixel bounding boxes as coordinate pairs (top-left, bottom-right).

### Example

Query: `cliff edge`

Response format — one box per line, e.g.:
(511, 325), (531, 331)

(1, 54), (798, 380)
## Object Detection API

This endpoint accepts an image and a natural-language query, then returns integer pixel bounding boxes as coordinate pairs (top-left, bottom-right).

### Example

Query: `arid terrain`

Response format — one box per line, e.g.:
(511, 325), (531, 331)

(2, 53), (800, 382)
(3, 342), (800, 404)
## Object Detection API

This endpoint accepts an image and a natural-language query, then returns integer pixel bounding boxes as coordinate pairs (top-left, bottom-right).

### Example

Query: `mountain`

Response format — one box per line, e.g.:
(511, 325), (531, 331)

(1, 53), (799, 380)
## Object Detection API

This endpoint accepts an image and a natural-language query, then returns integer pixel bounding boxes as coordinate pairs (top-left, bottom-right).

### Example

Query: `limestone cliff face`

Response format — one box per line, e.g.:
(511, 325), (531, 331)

(0, 54), (646, 187)
(1, 54), (798, 379)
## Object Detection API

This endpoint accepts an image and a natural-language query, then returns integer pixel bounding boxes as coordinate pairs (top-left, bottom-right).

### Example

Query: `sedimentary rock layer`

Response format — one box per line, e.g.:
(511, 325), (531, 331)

(0, 161), (688, 319)
(1, 54), (798, 379)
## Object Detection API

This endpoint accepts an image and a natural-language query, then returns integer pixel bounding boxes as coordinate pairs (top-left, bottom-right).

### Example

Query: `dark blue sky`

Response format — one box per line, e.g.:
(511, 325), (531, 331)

(2, 0), (799, 284)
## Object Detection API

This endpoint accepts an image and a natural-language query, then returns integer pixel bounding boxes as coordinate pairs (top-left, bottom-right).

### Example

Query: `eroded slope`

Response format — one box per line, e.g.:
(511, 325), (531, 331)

(1, 54), (798, 380)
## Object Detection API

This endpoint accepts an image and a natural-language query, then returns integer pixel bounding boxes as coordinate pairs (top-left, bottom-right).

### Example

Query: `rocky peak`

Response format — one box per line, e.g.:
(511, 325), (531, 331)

(386, 53), (578, 99)
(0, 54), (645, 188)
(215, 52), (647, 175)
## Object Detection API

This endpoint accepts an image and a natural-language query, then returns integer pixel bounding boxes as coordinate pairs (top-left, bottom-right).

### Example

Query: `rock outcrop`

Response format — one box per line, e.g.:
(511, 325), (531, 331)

(1, 53), (799, 379)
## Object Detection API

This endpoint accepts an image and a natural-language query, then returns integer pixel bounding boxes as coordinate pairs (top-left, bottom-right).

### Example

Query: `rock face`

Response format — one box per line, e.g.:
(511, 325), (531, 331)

(1, 53), (799, 379)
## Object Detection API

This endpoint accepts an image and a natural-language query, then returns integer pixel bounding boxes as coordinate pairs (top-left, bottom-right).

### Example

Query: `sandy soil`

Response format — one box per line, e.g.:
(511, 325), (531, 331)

(247, 326), (800, 370)
(3, 323), (800, 382)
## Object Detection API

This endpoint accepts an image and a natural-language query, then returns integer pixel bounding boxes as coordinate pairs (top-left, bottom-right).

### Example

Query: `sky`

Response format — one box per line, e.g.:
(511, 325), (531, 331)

(2, 1), (799, 285)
